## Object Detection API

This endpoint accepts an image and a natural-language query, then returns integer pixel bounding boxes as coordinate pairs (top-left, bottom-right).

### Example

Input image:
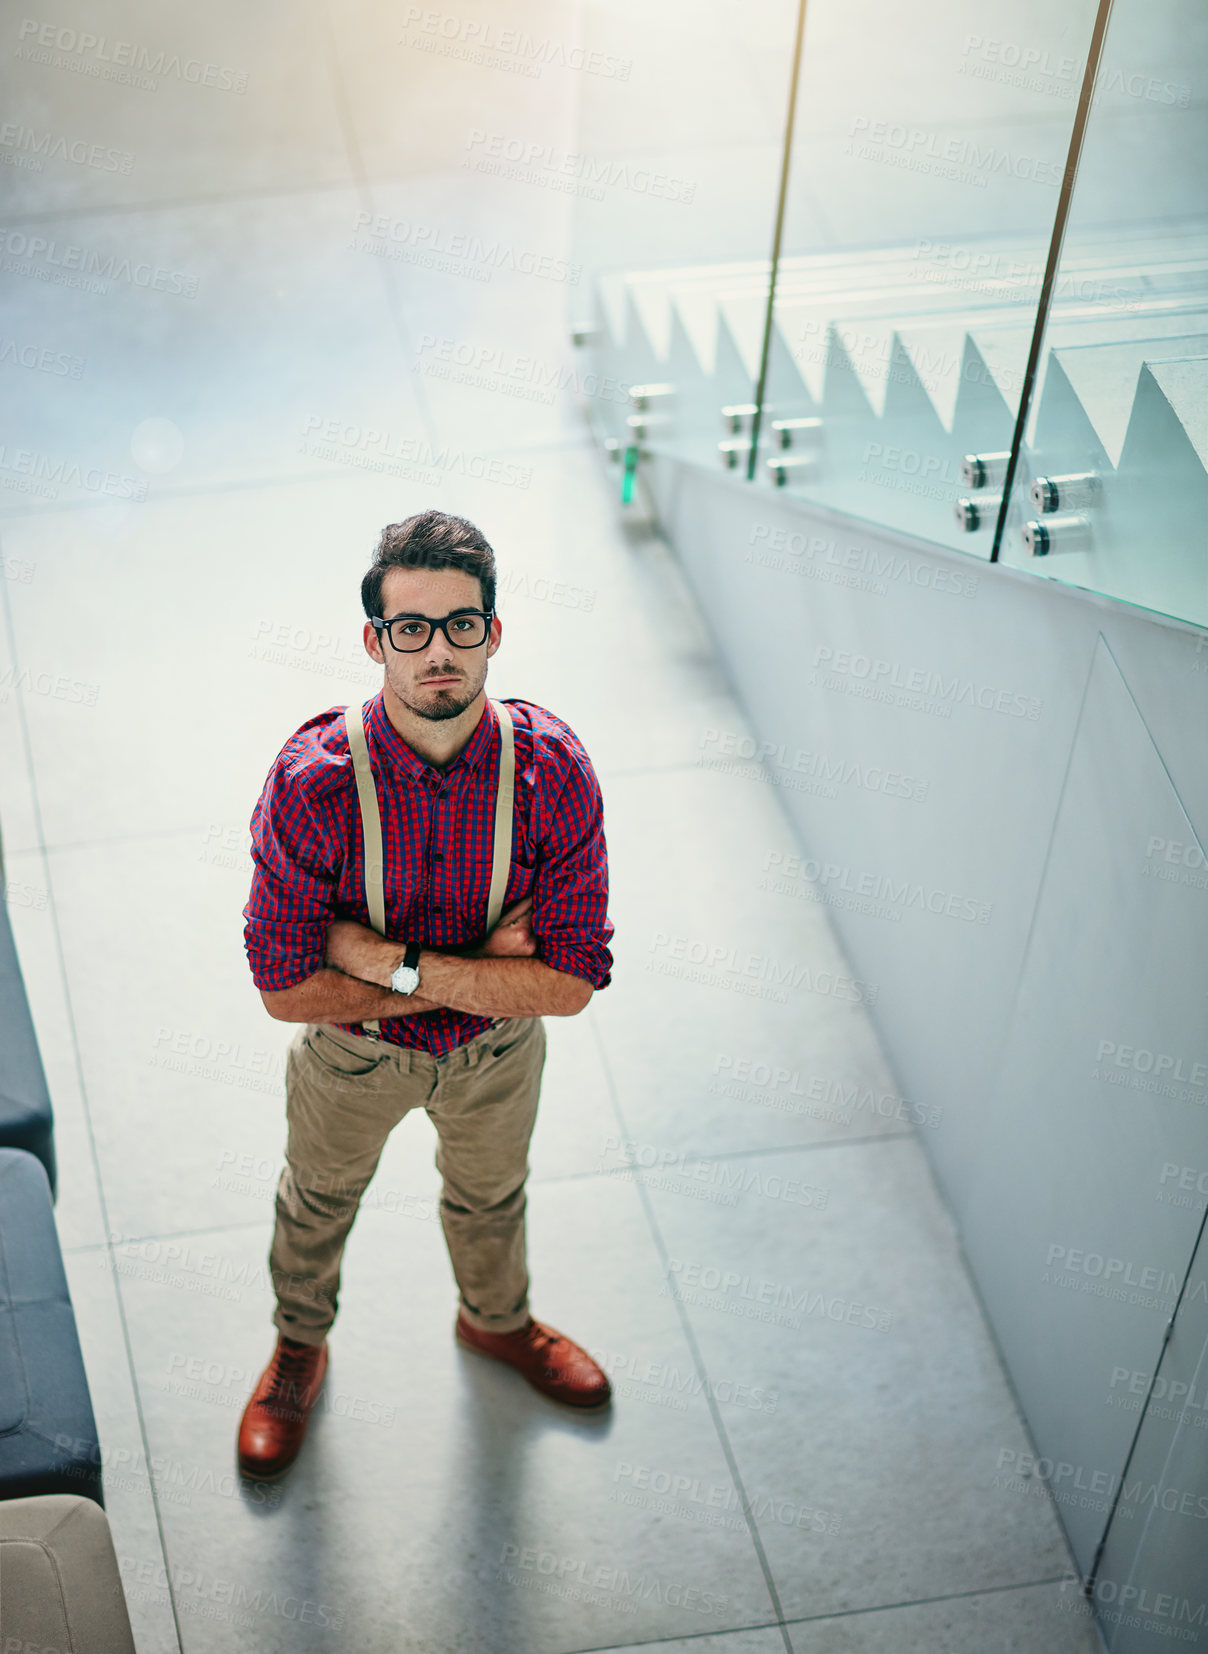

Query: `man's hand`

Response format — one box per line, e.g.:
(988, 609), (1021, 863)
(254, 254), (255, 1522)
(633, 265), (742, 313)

(325, 919), (402, 987)
(325, 896), (536, 986)
(467, 896), (536, 959)
(317, 896), (588, 1019)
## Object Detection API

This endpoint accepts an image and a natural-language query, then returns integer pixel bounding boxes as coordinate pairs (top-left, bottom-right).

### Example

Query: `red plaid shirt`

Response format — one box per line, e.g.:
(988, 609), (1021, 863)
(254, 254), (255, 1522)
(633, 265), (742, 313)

(243, 692), (613, 1057)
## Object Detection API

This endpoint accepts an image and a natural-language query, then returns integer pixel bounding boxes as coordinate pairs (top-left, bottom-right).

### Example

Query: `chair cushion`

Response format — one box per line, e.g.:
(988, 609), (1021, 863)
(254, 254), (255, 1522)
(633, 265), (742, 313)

(0, 896), (55, 1193)
(0, 1150), (101, 1503)
(0, 1495), (135, 1652)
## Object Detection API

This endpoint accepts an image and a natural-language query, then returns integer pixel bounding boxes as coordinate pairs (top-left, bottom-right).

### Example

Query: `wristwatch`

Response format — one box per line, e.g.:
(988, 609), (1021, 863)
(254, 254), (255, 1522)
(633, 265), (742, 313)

(390, 941), (422, 996)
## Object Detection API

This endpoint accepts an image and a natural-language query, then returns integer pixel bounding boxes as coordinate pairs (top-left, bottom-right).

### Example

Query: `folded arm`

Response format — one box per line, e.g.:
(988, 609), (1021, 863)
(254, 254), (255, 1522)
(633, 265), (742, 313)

(259, 898), (591, 1022)
(257, 967), (445, 1025)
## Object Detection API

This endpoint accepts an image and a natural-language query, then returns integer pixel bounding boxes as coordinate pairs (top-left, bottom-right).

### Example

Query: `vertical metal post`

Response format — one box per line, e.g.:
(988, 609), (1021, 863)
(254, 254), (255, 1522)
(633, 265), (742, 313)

(747, 0), (809, 483)
(990, 0), (1115, 560)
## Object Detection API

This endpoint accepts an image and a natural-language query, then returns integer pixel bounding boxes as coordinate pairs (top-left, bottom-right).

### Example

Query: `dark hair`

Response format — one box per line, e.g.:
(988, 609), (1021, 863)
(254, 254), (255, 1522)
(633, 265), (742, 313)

(361, 510), (497, 619)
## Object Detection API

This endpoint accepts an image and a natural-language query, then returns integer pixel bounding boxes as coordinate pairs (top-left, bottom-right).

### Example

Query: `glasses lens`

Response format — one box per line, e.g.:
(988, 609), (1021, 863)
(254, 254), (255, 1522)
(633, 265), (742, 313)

(386, 614), (488, 650)
(387, 619), (432, 651)
(445, 614), (487, 647)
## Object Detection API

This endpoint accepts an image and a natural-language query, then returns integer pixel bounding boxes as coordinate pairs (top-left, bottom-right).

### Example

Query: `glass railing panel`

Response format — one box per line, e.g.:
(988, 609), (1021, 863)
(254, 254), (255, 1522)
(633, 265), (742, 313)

(997, 0), (1208, 625)
(749, 0), (1099, 557)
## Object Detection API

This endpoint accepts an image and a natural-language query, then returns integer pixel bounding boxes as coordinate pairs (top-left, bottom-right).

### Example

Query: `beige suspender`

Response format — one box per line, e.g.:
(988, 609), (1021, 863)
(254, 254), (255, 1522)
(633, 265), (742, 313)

(487, 699), (515, 934)
(346, 708), (386, 933)
(344, 698), (515, 1036)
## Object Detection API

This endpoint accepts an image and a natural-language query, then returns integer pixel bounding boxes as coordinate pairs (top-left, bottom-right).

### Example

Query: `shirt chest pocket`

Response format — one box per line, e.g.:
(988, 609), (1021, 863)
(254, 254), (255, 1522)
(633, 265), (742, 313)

(438, 823), (536, 929)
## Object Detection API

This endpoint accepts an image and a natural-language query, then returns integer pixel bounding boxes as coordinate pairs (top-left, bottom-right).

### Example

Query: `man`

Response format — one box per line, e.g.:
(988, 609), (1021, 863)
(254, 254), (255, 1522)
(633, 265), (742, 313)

(237, 508), (614, 1480)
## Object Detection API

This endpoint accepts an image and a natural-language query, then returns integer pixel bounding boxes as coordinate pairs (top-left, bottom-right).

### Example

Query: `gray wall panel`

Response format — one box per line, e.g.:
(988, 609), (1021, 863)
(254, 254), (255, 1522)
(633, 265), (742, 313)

(647, 463), (1099, 1203)
(961, 636), (1208, 1568)
(1095, 1220), (1208, 1653)
(643, 453), (1208, 1606)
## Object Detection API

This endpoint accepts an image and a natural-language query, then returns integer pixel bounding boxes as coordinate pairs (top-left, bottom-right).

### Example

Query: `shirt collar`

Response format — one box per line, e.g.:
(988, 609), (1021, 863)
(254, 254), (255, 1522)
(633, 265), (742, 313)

(364, 690), (498, 782)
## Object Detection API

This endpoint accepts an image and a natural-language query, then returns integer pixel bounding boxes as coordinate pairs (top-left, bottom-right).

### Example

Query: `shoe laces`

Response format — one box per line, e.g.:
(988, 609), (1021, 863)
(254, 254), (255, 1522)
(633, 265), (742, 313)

(525, 1322), (563, 1356)
(266, 1341), (318, 1404)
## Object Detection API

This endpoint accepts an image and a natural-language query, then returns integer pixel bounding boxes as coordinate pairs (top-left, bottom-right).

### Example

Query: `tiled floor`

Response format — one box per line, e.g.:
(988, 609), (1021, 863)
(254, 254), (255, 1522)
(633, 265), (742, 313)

(1, 2), (1102, 1650)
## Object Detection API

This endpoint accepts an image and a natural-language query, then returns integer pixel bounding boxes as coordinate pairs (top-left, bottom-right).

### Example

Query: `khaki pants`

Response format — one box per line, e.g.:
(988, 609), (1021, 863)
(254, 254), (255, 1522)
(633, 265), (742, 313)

(268, 1015), (546, 1345)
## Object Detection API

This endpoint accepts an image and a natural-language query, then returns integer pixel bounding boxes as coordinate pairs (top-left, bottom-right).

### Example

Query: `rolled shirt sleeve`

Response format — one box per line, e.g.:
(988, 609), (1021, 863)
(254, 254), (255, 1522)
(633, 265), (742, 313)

(243, 759), (342, 992)
(531, 746), (614, 990)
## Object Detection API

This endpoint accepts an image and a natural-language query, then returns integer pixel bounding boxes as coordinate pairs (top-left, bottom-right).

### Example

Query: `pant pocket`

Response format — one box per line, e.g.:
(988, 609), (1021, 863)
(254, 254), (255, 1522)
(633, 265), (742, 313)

(305, 1025), (389, 1079)
(488, 1017), (537, 1061)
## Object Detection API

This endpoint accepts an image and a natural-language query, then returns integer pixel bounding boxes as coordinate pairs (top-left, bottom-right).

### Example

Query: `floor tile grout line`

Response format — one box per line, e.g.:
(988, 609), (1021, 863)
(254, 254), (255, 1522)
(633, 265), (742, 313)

(8, 790), (759, 869)
(317, 34), (596, 481)
(585, 1006), (795, 1654)
(566, 1571), (1081, 1652)
(0, 467), (347, 518)
(0, 173), (370, 229)
(5, 742), (720, 855)
(63, 1132), (917, 1253)
(0, 432), (595, 522)
(0, 136), (785, 230)
(62, 1218), (272, 1256)
(780, 1572), (1080, 1626)
(13, 820), (239, 859)
(0, 551), (186, 1652)
(320, 0), (440, 456)
(598, 761), (755, 780)
(570, 1620), (782, 1653)
(7, 759), (786, 867)
(533, 1130), (915, 1186)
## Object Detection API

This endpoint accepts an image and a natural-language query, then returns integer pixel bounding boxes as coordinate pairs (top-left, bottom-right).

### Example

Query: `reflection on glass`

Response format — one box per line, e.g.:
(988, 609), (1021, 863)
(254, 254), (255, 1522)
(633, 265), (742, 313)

(998, 0), (1208, 625)
(754, 0), (1099, 555)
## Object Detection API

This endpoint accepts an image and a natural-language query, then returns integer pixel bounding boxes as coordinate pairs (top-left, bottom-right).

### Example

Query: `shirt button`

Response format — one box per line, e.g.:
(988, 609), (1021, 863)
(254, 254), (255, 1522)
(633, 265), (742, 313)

(432, 851), (444, 863)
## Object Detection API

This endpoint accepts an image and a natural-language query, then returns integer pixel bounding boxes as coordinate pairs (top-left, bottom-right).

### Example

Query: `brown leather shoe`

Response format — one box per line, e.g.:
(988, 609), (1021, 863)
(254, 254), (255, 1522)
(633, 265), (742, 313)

(237, 1335), (329, 1479)
(455, 1313), (611, 1409)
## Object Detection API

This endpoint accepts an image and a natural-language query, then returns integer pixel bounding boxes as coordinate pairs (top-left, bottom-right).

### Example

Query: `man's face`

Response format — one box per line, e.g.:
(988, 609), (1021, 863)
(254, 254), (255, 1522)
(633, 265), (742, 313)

(365, 565), (500, 723)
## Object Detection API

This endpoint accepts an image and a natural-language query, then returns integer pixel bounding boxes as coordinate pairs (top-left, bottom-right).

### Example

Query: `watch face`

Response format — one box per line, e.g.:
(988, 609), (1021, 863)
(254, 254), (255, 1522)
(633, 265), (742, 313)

(392, 965), (420, 995)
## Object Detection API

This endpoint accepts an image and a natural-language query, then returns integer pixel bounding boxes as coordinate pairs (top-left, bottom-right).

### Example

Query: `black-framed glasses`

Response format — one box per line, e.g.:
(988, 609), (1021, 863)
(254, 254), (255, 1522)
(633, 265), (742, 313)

(371, 609), (495, 653)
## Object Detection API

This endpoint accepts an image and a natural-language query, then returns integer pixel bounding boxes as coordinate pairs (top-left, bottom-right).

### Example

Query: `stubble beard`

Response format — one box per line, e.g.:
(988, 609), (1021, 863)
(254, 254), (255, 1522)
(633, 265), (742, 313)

(395, 663), (485, 723)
